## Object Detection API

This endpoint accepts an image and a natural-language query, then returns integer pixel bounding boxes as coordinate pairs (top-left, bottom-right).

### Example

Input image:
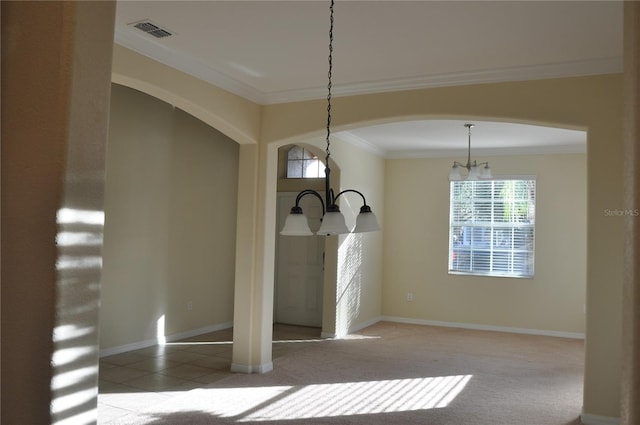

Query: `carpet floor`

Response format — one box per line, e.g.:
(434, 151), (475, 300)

(99, 321), (584, 425)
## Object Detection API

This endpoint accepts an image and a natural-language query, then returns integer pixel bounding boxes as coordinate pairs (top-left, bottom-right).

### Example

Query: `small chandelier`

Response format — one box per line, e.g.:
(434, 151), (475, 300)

(449, 123), (492, 181)
(280, 0), (380, 236)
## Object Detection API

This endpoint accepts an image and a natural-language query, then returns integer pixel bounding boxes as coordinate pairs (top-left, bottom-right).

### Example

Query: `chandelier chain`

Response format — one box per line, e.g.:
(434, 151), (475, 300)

(280, 0), (379, 236)
(325, 0), (334, 165)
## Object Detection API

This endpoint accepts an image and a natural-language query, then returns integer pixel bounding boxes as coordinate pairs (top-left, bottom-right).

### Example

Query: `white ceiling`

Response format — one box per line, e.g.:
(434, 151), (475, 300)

(337, 120), (587, 159)
(114, 0), (621, 157)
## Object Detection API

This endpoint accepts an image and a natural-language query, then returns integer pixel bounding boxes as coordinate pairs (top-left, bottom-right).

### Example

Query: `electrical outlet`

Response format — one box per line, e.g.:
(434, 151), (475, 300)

(407, 292), (414, 302)
(187, 301), (193, 311)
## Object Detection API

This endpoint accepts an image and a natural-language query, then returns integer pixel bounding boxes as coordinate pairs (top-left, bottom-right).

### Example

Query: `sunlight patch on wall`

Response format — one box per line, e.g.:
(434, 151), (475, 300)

(157, 315), (167, 345)
(335, 232), (363, 337)
(51, 208), (104, 425)
(57, 207), (105, 225)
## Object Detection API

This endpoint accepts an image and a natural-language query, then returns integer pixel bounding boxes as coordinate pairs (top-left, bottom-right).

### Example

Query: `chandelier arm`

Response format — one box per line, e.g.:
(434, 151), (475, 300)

(334, 189), (369, 206)
(325, 166), (333, 208)
(295, 189), (326, 214)
(453, 124), (490, 174)
(467, 131), (471, 167)
(466, 123), (473, 168)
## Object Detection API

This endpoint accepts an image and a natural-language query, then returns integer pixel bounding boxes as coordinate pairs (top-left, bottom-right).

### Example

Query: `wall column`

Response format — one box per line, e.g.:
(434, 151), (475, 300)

(231, 143), (275, 373)
(1, 1), (115, 423)
(622, 2), (640, 424)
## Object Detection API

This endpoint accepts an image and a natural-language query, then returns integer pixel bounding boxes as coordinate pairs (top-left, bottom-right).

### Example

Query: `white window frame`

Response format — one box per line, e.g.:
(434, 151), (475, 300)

(286, 146), (324, 179)
(448, 176), (536, 278)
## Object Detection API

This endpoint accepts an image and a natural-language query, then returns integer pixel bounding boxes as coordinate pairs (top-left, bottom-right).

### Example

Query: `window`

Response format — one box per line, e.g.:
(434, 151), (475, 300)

(449, 179), (536, 278)
(286, 146), (324, 178)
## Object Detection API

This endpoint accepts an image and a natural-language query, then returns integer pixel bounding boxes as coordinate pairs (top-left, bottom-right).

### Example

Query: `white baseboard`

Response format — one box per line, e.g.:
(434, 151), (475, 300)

(100, 337), (158, 358)
(380, 316), (585, 339)
(99, 321), (233, 357)
(319, 317), (382, 339)
(580, 413), (621, 425)
(348, 316), (382, 334)
(165, 321), (233, 343)
(231, 361), (273, 374)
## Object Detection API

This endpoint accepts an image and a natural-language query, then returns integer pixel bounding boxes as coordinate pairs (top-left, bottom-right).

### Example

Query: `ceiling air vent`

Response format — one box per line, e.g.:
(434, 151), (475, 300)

(130, 20), (173, 38)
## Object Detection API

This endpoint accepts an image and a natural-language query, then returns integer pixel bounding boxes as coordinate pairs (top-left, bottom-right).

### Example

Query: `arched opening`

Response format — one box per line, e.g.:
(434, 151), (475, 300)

(100, 83), (240, 354)
(273, 144), (327, 330)
(264, 126), (385, 341)
(264, 116), (587, 384)
(344, 118), (587, 341)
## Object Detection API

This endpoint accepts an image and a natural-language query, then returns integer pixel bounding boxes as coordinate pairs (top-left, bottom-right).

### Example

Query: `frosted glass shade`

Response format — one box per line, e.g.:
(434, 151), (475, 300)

(467, 165), (480, 180)
(318, 211), (349, 235)
(449, 165), (462, 181)
(280, 212), (313, 236)
(353, 211), (380, 233)
(480, 165), (492, 178)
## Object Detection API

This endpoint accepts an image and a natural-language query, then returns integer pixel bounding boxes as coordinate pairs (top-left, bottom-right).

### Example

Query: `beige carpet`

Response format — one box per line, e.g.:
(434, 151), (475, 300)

(103, 321), (584, 425)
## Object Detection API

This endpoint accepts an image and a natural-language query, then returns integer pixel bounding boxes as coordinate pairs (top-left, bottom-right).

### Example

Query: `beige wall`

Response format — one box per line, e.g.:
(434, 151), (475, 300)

(383, 153), (586, 334)
(622, 4), (640, 424)
(100, 85), (239, 351)
(332, 136), (385, 335)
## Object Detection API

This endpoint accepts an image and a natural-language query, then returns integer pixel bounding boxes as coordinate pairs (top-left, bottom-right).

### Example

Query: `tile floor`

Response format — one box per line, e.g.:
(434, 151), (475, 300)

(98, 324), (321, 424)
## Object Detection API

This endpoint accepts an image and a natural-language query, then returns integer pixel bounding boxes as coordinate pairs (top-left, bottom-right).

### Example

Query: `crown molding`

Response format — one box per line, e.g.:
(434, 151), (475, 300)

(385, 144), (587, 159)
(265, 57), (622, 104)
(114, 29), (268, 104)
(335, 132), (388, 158)
(115, 28), (621, 106)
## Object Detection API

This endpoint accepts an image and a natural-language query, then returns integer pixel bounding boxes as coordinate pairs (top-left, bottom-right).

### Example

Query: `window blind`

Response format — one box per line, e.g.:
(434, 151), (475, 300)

(449, 179), (536, 278)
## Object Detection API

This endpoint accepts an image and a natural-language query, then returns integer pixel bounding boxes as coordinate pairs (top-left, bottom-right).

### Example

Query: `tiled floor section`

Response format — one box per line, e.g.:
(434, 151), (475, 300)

(98, 324), (321, 424)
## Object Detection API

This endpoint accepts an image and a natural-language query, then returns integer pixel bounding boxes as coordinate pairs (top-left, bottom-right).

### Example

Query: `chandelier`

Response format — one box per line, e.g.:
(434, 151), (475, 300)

(448, 123), (492, 181)
(280, 0), (380, 236)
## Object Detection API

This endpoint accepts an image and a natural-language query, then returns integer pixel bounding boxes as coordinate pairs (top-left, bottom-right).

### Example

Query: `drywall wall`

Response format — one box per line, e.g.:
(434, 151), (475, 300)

(100, 84), (239, 351)
(383, 153), (586, 334)
(331, 136), (385, 335)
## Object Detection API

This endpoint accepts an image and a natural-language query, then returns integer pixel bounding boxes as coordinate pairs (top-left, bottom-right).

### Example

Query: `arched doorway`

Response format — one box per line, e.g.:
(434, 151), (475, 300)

(274, 144), (327, 328)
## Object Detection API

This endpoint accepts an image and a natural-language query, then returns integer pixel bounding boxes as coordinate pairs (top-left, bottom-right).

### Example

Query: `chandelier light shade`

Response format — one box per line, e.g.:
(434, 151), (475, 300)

(353, 205), (380, 233)
(317, 209), (350, 235)
(449, 123), (492, 181)
(280, 0), (380, 237)
(280, 207), (314, 236)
